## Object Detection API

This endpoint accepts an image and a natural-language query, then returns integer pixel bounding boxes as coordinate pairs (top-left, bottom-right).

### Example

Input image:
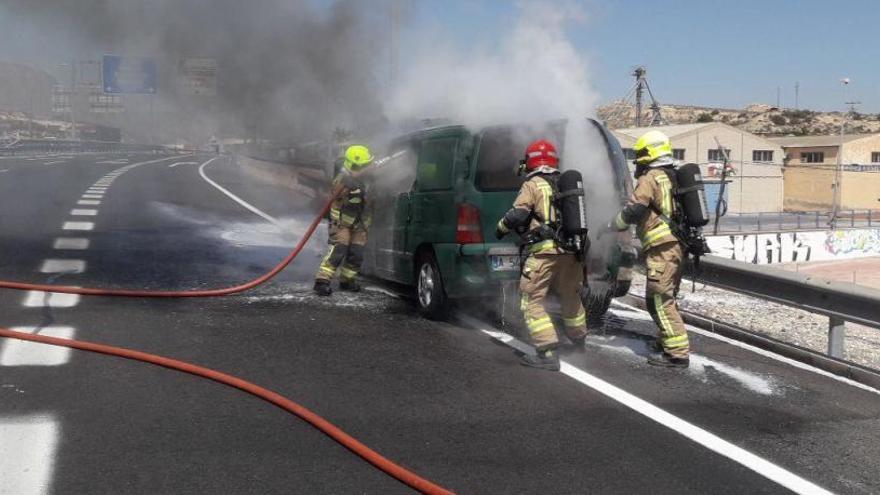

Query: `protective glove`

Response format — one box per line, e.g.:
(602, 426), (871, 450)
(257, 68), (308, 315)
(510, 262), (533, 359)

(495, 221), (509, 240)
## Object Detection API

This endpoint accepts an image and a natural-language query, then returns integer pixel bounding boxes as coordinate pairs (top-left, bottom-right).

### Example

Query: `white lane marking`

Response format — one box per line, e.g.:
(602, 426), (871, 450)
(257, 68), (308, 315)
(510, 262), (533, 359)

(473, 323), (833, 495)
(62, 221), (94, 231)
(558, 362), (833, 495)
(1, 327), (75, 366)
(0, 415), (59, 495)
(53, 238), (90, 250)
(77, 200), (101, 206)
(0, 169), (8, 173)
(82, 194), (103, 199)
(87, 187), (107, 191)
(39, 259), (86, 274)
(198, 156), (280, 226)
(169, 161), (199, 168)
(22, 291), (80, 308)
(612, 300), (880, 397)
(70, 209), (98, 216)
(43, 160), (67, 165)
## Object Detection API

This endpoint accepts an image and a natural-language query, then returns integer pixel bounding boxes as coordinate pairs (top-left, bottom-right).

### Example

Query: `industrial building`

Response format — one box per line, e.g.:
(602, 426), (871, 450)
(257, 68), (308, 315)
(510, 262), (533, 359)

(768, 134), (880, 211)
(612, 122), (785, 213)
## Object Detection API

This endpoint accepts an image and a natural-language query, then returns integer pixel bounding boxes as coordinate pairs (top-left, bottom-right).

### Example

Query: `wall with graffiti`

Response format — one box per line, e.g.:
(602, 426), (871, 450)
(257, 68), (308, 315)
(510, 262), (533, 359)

(706, 229), (880, 264)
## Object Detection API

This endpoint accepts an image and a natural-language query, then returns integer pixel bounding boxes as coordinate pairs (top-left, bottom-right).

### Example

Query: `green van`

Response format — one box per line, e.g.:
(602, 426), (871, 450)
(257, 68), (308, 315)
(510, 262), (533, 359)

(362, 119), (636, 321)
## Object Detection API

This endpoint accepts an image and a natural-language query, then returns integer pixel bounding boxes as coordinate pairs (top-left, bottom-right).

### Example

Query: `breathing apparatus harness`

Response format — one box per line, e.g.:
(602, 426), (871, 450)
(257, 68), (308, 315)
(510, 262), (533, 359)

(645, 163), (711, 275)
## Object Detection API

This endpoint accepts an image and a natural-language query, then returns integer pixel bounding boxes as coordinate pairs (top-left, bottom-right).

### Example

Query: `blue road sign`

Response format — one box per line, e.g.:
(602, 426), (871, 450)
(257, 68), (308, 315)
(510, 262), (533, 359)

(102, 55), (157, 94)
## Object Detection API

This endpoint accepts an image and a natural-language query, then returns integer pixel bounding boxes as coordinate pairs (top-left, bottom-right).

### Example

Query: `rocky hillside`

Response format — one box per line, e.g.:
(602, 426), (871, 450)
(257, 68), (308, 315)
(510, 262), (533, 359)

(597, 102), (880, 136)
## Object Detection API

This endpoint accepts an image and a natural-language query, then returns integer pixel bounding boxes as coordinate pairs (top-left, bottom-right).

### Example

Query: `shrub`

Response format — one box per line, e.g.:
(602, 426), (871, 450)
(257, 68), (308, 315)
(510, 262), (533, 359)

(770, 115), (787, 125)
(696, 113), (714, 123)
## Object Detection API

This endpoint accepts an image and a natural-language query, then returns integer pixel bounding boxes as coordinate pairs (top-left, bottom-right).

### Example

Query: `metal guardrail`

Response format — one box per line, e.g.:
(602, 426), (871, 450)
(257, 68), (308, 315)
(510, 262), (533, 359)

(0, 139), (174, 156)
(713, 210), (880, 234)
(690, 255), (880, 359)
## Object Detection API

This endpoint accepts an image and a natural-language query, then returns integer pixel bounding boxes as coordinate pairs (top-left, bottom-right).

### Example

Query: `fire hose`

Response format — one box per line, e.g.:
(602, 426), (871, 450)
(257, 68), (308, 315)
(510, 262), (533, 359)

(0, 196), (456, 494)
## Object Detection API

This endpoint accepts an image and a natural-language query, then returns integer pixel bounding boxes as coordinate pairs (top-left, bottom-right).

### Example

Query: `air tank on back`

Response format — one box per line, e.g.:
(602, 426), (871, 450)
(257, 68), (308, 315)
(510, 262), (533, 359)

(675, 163), (710, 227)
(556, 169), (589, 257)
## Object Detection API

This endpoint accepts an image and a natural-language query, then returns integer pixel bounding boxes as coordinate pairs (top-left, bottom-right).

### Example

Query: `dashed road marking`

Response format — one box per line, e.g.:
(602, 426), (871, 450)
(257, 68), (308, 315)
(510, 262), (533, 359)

(82, 194), (103, 199)
(77, 200), (101, 206)
(169, 161), (199, 168)
(70, 209), (98, 216)
(39, 259), (86, 274)
(22, 291), (80, 308)
(0, 415), (59, 495)
(53, 238), (90, 250)
(43, 160), (67, 165)
(1, 327), (75, 366)
(62, 221), (94, 231)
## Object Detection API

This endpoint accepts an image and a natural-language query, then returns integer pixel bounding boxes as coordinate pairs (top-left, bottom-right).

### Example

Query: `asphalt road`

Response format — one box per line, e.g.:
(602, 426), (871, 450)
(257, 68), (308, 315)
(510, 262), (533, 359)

(0, 151), (878, 494)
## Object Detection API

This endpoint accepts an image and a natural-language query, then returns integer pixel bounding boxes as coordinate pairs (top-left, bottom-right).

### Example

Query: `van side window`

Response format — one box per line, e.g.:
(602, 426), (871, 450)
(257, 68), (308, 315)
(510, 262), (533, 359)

(417, 138), (457, 191)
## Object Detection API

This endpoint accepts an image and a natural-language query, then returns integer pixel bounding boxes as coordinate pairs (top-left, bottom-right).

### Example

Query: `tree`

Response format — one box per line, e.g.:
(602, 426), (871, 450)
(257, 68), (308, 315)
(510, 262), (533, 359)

(696, 113), (714, 123)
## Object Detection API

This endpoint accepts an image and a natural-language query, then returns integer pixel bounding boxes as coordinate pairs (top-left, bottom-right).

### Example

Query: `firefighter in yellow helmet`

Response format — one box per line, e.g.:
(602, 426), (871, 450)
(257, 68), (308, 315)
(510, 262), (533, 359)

(495, 139), (588, 372)
(314, 144), (374, 296)
(608, 130), (690, 367)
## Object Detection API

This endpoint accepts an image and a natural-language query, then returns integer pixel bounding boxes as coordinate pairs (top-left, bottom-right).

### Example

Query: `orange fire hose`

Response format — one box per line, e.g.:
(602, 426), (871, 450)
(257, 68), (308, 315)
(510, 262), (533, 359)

(0, 195), (456, 493)
(0, 327), (454, 495)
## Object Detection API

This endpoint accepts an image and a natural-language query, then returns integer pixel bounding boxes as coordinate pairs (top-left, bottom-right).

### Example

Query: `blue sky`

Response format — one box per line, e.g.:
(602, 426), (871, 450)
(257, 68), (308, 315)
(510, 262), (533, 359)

(399, 0), (880, 113)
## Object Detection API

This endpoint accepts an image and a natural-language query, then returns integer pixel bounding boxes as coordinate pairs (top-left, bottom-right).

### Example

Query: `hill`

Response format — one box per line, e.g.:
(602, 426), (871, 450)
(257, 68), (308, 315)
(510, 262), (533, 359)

(597, 102), (880, 135)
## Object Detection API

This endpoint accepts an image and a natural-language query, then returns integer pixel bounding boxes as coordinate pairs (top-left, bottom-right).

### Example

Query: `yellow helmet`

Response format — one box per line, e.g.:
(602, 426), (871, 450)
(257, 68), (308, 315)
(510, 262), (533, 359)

(343, 144), (374, 171)
(633, 130), (672, 165)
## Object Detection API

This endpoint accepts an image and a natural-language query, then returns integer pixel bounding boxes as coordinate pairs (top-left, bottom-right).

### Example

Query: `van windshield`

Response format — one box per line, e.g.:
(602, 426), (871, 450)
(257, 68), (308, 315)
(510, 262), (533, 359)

(475, 124), (566, 191)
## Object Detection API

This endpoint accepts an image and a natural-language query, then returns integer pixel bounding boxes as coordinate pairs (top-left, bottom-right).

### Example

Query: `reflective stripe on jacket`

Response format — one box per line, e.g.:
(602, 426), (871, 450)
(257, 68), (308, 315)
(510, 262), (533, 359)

(512, 174), (563, 255)
(628, 168), (679, 249)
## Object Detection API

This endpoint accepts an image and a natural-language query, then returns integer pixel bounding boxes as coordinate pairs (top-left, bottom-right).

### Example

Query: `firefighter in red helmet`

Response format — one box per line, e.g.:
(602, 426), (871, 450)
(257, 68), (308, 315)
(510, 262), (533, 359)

(495, 139), (588, 371)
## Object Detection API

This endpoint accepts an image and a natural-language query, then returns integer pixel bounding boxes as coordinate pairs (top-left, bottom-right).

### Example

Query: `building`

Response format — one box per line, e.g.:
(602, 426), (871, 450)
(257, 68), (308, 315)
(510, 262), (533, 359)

(767, 134), (880, 211)
(612, 122), (785, 213)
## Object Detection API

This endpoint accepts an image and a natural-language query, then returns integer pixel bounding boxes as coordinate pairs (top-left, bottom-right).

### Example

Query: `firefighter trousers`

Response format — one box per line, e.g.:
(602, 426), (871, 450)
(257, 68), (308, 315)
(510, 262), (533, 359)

(520, 253), (588, 350)
(315, 223), (368, 283)
(644, 241), (690, 358)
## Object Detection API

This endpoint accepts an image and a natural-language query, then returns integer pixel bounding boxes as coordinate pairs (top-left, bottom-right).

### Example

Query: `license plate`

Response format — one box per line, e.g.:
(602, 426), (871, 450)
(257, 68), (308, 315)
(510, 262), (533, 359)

(490, 255), (521, 271)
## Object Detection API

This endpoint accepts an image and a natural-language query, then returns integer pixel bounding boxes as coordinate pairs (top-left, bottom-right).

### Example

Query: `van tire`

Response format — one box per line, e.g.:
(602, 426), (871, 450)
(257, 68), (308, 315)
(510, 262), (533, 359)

(415, 252), (449, 320)
(584, 281), (614, 326)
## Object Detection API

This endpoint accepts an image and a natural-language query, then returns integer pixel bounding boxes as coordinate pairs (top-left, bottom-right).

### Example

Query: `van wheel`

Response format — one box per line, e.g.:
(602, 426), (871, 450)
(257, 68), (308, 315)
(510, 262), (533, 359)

(416, 252), (449, 320)
(584, 280), (614, 326)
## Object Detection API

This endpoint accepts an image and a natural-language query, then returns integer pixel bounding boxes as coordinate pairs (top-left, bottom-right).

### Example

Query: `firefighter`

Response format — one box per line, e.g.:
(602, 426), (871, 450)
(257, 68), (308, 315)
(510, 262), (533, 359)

(608, 130), (690, 367)
(313, 144), (374, 297)
(495, 139), (588, 372)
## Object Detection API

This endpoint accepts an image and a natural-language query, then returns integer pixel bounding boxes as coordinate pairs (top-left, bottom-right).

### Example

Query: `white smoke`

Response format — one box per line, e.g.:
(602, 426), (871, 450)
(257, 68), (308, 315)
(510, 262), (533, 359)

(388, 0), (621, 233)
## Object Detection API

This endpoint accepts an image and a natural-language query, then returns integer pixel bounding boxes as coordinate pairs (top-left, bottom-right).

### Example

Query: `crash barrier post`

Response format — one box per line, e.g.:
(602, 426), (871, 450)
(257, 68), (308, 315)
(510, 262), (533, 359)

(690, 255), (880, 360)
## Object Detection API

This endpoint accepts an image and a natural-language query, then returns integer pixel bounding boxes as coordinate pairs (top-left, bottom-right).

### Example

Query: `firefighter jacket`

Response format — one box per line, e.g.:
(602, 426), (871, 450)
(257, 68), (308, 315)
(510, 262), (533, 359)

(503, 173), (564, 255)
(614, 167), (679, 249)
(329, 170), (370, 229)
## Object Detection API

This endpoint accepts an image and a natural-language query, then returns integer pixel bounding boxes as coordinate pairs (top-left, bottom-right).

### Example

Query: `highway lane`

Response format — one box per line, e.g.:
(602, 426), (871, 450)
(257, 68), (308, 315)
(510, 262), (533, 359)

(0, 152), (877, 494)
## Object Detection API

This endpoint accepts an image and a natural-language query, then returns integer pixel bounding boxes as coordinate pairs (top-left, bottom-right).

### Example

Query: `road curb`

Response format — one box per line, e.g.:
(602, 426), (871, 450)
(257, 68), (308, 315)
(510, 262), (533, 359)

(620, 294), (880, 391)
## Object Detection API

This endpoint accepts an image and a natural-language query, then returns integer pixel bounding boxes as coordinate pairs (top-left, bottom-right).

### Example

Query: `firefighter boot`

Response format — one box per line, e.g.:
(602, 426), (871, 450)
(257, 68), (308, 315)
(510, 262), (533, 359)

(647, 352), (689, 368)
(313, 279), (332, 297)
(520, 348), (560, 371)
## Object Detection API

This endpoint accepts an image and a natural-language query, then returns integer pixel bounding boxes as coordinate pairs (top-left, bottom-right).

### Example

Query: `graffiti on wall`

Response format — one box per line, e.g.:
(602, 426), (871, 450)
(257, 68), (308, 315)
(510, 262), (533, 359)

(706, 229), (880, 264)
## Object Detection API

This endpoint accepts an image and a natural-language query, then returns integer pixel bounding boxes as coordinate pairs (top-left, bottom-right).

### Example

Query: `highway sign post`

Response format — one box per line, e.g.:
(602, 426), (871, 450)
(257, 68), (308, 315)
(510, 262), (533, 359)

(102, 55), (157, 94)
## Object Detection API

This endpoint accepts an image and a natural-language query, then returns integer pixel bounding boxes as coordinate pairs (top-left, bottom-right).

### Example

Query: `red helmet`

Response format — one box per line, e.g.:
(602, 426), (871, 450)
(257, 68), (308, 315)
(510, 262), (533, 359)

(524, 139), (559, 171)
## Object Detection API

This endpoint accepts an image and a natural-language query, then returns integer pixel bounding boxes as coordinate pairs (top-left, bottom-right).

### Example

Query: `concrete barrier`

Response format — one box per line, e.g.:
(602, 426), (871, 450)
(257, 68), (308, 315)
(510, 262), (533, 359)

(235, 154), (322, 199)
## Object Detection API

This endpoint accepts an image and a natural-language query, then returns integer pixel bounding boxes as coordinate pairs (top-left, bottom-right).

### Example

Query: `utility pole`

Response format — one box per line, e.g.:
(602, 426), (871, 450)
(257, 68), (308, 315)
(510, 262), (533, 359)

(776, 86), (781, 108)
(830, 78), (853, 229)
(794, 82), (799, 109)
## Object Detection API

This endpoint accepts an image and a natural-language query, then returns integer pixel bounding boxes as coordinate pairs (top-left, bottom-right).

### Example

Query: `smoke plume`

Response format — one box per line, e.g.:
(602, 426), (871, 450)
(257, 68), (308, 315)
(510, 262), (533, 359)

(0, 0), (389, 144)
